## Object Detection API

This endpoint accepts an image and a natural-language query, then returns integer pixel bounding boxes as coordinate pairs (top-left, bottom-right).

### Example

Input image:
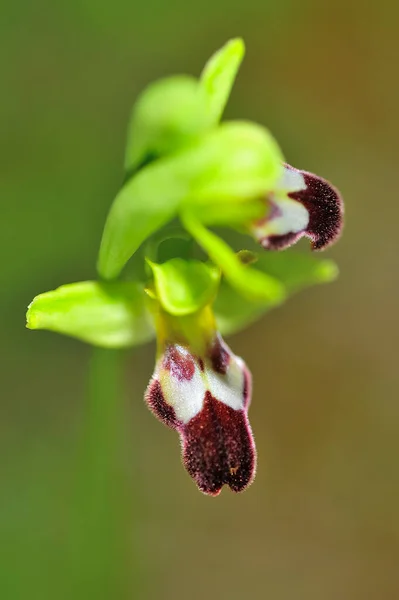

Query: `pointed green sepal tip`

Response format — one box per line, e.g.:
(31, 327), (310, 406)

(200, 38), (245, 124)
(26, 281), (155, 348)
(146, 257), (220, 316)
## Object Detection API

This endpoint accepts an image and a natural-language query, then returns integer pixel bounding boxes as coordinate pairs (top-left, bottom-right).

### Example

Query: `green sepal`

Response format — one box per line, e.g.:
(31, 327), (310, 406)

(146, 257), (220, 316)
(124, 38), (246, 174)
(193, 196), (265, 227)
(183, 121), (283, 205)
(124, 76), (210, 174)
(97, 121), (283, 281)
(214, 252), (339, 335)
(200, 38), (245, 124)
(181, 211), (285, 303)
(26, 281), (155, 348)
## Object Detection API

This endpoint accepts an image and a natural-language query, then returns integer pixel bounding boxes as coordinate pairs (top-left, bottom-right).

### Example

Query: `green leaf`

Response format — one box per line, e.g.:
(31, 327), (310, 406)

(200, 38), (245, 124)
(146, 257), (220, 316)
(124, 76), (210, 174)
(26, 281), (155, 348)
(98, 121), (283, 280)
(181, 212), (285, 303)
(214, 252), (339, 335)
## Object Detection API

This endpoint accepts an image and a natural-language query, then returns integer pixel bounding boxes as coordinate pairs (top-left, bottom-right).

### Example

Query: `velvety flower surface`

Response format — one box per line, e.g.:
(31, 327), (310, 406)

(250, 163), (344, 251)
(146, 331), (255, 496)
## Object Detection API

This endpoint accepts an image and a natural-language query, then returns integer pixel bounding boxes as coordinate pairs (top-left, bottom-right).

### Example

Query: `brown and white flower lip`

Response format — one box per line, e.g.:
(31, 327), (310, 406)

(251, 163), (344, 252)
(145, 335), (256, 496)
(182, 389), (255, 496)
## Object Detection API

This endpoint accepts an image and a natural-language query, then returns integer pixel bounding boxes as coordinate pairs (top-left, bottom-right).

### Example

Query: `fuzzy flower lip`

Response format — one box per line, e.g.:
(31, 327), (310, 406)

(251, 163), (344, 252)
(146, 335), (256, 496)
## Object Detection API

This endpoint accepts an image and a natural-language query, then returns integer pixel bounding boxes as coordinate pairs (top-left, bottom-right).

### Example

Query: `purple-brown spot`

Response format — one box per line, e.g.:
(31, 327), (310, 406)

(163, 345), (195, 381)
(209, 335), (230, 375)
(180, 391), (256, 496)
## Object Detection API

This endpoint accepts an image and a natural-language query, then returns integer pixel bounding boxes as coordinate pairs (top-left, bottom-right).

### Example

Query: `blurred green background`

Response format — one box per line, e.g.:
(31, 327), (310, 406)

(2, 0), (399, 598)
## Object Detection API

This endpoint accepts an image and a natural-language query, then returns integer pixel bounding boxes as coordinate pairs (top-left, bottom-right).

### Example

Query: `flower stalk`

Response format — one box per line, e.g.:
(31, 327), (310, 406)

(66, 349), (136, 597)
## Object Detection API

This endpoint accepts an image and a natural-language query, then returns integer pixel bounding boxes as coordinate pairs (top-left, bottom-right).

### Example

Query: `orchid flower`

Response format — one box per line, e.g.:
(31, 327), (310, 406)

(145, 302), (255, 495)
(250, 163), (342, 251)
(26, 39), (343, 495)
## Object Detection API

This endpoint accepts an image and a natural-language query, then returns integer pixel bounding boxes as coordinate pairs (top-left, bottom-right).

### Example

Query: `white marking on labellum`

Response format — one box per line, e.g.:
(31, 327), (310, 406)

(205, 354), (246, 411)
(159, 345), (206, 424)
(276, 165), (306, 193)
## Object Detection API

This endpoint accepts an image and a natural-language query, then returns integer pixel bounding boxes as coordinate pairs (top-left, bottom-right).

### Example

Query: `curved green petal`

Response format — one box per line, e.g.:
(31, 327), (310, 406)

(26, 281), (155, 348)
(98, 121), (283, 280)
(124, 76), (210, 174)
(146, 257), (220, 316)
(214, 253), (339, 335)
(181, 211), (285, 303)
(200, 38), (245, 124)
(97, 160), (184, 280)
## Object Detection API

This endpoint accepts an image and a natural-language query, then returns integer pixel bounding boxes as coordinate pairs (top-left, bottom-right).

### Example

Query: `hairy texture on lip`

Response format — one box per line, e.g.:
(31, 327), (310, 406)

(182, 391), (256, 495)
(145, 335), (256, 495)
(145, 379), (179, 429)
(262, 230), (303, 250)
(255, 163), (343, 251)
(287, 165), (344, 250)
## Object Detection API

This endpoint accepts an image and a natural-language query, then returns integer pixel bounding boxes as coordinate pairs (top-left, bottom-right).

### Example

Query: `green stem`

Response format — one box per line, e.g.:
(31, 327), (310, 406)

(67, 348), (135, 600)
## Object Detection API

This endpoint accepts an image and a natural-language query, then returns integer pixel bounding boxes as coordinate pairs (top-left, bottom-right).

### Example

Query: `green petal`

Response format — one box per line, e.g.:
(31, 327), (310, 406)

(26, 281), (155, 348)
(181, 212), (285, 303)
(98, 121), (283, 281)
(124, 76), (210, 174)
(98, 157), (187, 281)
(200, 38), (245, 125)
(146, 257), (220, 316)
(214, 252), (339, 335)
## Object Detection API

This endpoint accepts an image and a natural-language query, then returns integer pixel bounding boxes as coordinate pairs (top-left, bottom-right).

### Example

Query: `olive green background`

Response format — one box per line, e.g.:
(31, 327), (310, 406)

(2, 1), (399, 598)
